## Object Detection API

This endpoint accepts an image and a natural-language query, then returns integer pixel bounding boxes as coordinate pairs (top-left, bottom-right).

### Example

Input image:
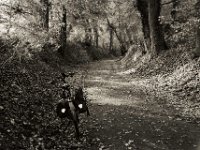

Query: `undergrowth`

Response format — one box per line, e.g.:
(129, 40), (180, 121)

(0, 38), (89, 149)
(121, 46), (200, 119)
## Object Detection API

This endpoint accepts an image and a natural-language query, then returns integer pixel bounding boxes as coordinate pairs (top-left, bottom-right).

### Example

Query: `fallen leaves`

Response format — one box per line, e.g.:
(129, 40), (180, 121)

(125, 139), (134, 147)
(0, 58), (91, 149)
(0, 106), (4, 110)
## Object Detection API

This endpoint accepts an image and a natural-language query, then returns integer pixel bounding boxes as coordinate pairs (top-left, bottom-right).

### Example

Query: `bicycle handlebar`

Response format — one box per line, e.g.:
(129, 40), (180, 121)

(61, 72), (76, 78)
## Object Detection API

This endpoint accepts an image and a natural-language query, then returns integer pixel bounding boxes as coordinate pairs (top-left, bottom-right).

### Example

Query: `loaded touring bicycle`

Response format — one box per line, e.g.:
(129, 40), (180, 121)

(56, 72), (90, 139)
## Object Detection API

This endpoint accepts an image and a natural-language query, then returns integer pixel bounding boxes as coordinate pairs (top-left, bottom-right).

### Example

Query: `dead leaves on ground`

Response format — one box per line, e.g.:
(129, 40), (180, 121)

(0, 60), (89, 149)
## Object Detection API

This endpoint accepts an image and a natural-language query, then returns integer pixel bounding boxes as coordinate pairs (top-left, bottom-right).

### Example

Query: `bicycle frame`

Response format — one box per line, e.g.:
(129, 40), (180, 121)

(57, 72), (89, 139)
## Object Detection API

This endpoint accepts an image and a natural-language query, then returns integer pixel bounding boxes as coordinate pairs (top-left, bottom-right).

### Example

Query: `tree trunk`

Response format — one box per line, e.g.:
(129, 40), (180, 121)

(40, 0), (49, 30)
(58, 5), (67, 55)
(85, 28), (92, 46)
(148, 0), (168, 56)
(106, 19), (114, 54)
(125, 28), (133, 45)
(107, 18), (127, 55)
(94, 28), (99, 48)
(137, 0), (150, 52)
(194, 0), (200, 58)
(171, 0), (180, 24)
(85, 19), (92, 46)
(109, 27), (114, 54)
(195, 27), (200, 58)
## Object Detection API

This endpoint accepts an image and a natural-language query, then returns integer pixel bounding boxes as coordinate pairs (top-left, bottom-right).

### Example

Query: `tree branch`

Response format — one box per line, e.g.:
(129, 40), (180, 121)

(161, 0), (180, 6)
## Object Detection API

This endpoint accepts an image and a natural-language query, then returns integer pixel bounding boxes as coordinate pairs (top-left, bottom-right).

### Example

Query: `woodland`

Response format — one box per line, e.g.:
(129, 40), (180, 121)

(0, 0), (200, 149)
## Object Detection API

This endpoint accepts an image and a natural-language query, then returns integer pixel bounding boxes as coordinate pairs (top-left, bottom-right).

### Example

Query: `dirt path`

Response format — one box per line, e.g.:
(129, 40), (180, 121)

(77, 60), (200, 150)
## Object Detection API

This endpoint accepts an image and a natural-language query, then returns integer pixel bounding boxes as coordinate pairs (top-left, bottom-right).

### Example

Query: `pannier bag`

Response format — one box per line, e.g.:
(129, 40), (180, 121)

(74, 87), (88, 113)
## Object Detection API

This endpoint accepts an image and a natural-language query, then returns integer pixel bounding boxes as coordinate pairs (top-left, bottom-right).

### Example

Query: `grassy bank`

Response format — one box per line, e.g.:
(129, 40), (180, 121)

(120, 45), (200, 119)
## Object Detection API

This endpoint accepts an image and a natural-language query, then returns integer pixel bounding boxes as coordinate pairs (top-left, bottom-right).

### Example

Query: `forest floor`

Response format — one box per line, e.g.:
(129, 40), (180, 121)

(75, 59), (200, 150)
(1, 50), (200, 149)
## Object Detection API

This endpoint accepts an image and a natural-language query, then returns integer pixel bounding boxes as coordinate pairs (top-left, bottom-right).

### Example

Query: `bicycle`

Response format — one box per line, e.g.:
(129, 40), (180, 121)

(56, 72), (90, 139)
